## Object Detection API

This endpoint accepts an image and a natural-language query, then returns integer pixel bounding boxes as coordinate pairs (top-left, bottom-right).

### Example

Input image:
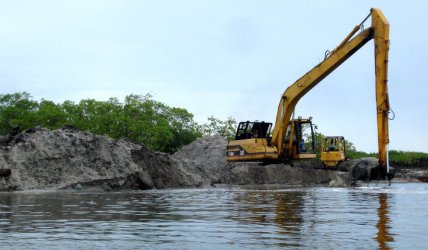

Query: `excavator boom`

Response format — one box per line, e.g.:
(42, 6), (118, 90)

(271, 27), (374, 154)
(227, 8), (391, 179)
(372, 9), (390, 173)
(272, 8), (390, 173)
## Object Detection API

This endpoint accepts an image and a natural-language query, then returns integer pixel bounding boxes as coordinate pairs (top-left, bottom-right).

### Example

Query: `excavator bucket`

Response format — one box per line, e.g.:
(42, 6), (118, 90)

(348, 158), (395, 183)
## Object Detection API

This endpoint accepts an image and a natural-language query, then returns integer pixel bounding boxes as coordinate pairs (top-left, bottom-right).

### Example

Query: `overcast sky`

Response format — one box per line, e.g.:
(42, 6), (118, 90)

(1, 0), (427, 153)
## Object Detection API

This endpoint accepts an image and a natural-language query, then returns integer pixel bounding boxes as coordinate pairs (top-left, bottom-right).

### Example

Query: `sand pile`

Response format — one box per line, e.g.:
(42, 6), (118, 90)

(0, 127), (207, 191)
(0, 127), (352, 191)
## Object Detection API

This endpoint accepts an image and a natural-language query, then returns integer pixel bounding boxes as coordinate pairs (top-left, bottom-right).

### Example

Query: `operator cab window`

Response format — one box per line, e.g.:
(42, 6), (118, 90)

(235, 121), (272, 140)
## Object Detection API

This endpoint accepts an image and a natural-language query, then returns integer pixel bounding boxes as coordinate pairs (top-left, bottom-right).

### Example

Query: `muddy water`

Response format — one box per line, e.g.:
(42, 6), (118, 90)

(0, 183), (427, 249)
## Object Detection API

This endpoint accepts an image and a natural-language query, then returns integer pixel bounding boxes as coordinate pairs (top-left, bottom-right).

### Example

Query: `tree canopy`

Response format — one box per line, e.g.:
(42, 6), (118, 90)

(2, 92), (426, 163)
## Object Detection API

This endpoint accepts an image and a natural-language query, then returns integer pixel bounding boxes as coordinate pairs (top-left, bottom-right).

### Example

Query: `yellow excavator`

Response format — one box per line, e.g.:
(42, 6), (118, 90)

(226, 8), (393, 180)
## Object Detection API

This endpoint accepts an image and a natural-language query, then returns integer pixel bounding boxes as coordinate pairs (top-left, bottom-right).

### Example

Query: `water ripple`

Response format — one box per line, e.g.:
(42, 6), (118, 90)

(0, 183), (427, 249)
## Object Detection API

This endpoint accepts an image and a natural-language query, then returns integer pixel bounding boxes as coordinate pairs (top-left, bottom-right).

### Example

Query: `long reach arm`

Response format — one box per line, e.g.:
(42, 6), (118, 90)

(271, 8), (390, 175)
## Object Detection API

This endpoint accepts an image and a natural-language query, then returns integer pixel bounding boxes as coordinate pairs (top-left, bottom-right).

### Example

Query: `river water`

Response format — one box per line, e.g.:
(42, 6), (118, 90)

(0, 183), (427, 249)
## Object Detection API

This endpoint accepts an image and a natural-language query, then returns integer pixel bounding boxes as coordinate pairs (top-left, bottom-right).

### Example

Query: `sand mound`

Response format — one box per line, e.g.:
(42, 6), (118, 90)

(0, 128), (353, 191)
(0, 127), (207, 191)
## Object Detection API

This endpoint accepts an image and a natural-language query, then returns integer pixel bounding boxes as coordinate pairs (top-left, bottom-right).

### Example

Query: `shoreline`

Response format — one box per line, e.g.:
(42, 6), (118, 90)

(1, 127), (427, 192)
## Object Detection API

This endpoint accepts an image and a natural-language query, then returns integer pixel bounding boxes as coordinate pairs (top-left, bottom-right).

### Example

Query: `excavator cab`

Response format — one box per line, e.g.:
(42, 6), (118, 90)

(234, 121), (272, 140)
(284, 118), (317, 160)
(320, 136), (346, 168)
(226, 118), (316, 162)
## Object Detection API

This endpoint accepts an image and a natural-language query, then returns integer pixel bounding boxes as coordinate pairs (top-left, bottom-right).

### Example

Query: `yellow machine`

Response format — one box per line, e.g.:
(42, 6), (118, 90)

(226, 8), (393, 179)
(226, 118), (316, 162)
(320, 136), (346, 168)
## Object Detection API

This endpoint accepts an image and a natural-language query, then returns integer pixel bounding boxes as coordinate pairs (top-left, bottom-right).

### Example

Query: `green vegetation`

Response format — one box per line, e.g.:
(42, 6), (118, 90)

(0, 92), (236, 153)
(1, 92), (426, 164)
(343, 150), (428, 164)
(388, 150), (428, 163)
(199, 116), (236, 140)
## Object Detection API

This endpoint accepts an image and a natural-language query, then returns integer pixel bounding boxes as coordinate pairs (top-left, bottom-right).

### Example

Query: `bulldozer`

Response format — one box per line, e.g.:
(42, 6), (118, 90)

(320, 136), (346, 168)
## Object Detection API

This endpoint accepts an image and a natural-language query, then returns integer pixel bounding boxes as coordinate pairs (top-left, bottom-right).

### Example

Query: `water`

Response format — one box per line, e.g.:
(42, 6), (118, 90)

(1, 183), (428, 249)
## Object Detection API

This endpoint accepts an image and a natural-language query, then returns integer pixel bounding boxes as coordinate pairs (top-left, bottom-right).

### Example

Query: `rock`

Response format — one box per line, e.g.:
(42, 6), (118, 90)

(0, 126), (21, 145)
(328, 176), (346, 187)
(0, 168), (11, 177)
(345, 157), (391, 183)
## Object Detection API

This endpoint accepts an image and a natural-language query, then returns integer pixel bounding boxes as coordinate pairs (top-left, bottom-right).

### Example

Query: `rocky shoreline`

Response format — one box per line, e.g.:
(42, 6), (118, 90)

(0, 127), (426, 191)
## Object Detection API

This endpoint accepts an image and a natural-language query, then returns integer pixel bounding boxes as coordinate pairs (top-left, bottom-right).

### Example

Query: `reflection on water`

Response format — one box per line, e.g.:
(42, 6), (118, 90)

(230, 191), (304, 248)
(376, 193), (394, 250)
(0, 183), (427, 249)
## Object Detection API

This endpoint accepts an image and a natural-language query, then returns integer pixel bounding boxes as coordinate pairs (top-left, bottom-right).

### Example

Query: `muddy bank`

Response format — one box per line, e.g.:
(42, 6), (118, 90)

(385, 158), (428, 182)
(0, 127), (423, 191)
